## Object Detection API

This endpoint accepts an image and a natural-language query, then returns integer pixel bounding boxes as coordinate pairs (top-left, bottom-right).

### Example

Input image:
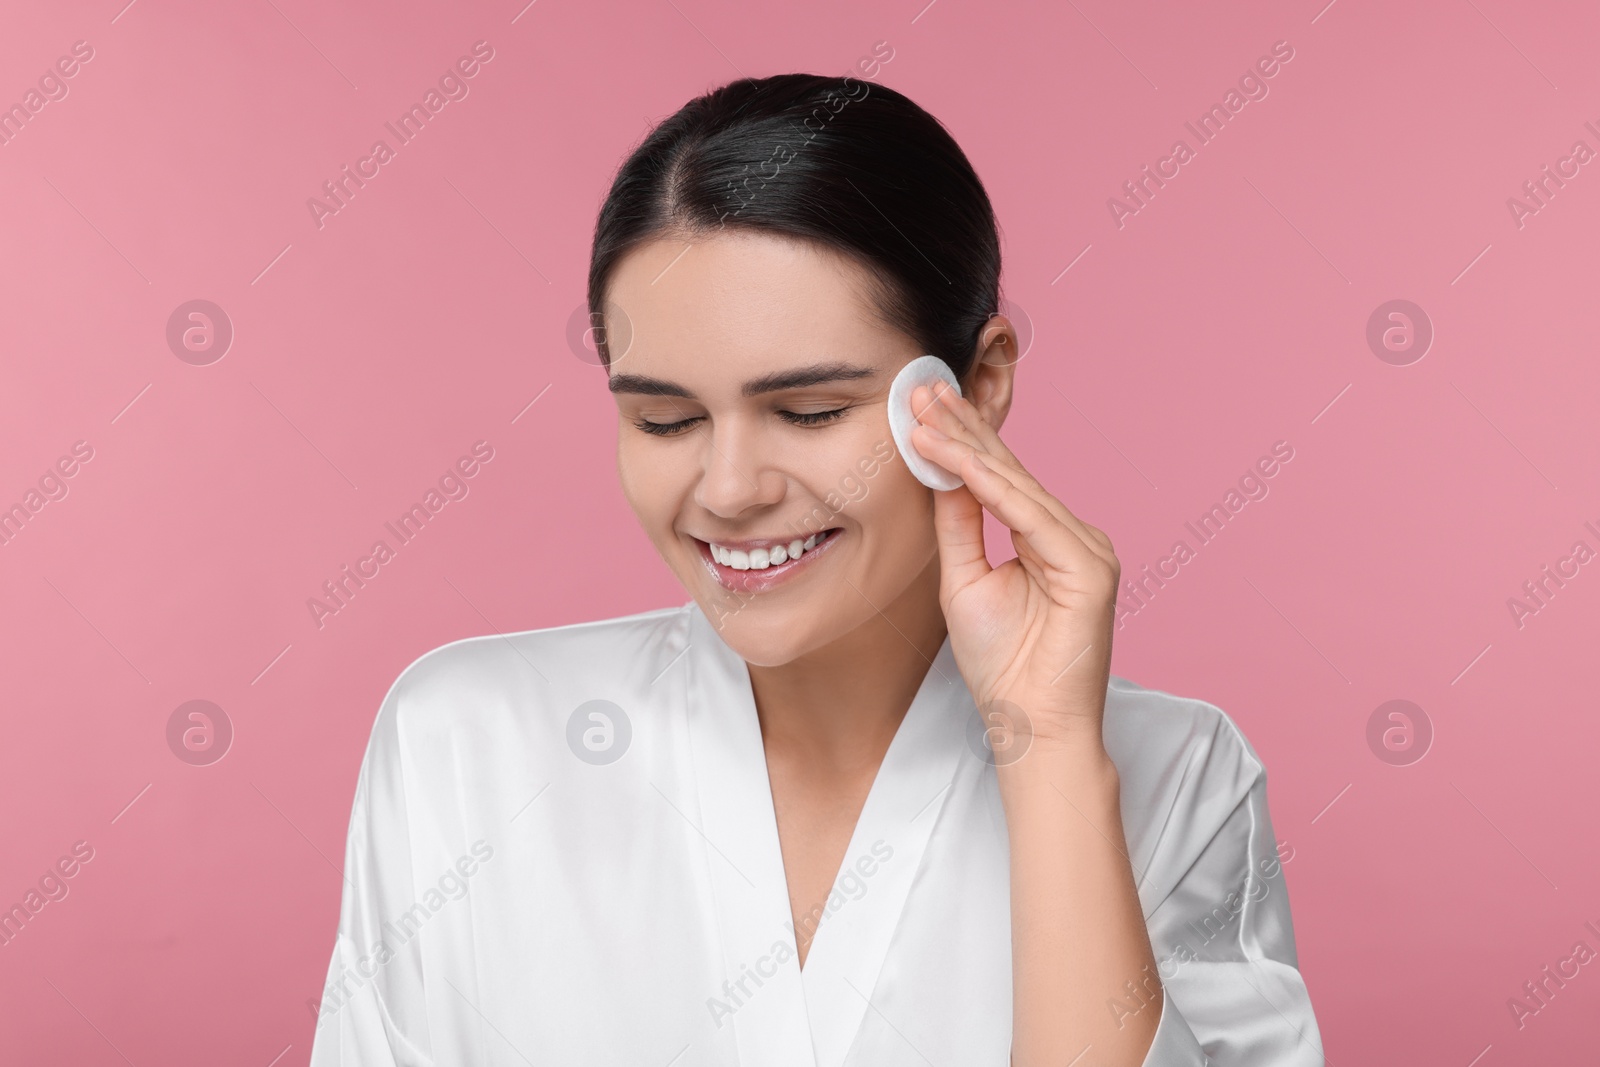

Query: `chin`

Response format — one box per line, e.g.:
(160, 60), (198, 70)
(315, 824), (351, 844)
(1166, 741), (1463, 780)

(698, 599), (827, 668)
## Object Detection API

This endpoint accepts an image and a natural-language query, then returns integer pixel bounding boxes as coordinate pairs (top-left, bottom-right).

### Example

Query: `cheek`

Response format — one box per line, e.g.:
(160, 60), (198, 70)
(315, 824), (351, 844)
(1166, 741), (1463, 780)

(881, 471), (936, 540)
(616, 437), (679, 531)
(848, 454), (936, 554)
(813, 415), (898, 501)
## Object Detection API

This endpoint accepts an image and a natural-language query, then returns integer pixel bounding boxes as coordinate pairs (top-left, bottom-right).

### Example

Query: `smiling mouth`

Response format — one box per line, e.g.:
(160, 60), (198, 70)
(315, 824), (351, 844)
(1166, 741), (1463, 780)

(693, 528), (843, 593)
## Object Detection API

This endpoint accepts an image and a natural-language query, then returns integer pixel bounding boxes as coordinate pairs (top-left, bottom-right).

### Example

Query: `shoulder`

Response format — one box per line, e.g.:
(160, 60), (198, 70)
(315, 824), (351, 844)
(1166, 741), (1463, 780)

(364, 602), (691, 752)
(1101, 676), (1272, 895)
(1102, 674), (1267, 799)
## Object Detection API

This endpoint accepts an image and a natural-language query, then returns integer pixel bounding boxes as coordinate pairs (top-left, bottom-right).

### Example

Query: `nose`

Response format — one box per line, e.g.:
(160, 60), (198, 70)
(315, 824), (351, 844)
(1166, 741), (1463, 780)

(692, 417), (786, 519)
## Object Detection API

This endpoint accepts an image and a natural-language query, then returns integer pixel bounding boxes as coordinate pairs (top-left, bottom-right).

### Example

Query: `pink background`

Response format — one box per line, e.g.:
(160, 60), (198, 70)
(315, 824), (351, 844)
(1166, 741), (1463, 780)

(3, 0), (1598, 1062)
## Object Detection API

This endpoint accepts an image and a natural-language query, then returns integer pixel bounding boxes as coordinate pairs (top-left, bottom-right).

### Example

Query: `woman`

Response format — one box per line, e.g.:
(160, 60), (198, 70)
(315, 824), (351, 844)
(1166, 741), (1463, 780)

(308, 74), (1322, 1066)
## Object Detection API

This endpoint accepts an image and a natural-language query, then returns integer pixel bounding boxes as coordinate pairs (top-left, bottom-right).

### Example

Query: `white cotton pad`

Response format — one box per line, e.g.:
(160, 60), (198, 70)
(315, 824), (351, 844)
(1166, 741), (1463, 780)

(888, 354), (964, 490)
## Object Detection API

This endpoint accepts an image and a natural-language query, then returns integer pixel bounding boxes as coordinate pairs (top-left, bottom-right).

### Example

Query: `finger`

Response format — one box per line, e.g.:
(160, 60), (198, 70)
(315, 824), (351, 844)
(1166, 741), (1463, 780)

(919, 381), (1070, 504)
(955, 449), (1109, 590)
(912, 383), (1022, 470)
(947, 386), (1118, 561)
(914, 385), (1117, 566)
(914, 419), (1115, 582)
(928, 465), (993, 600)
(1077, 519), (1115, 557)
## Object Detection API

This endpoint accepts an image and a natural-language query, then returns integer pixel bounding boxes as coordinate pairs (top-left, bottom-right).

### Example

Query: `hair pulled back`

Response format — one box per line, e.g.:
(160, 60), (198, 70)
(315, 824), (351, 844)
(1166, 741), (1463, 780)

(587, 73), (1002, 380)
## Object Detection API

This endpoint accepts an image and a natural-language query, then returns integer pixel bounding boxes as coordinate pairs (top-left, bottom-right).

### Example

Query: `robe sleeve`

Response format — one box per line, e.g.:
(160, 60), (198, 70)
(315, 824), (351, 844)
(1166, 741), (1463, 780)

(308, 678), (436, 1067)
(1135, 736), (1324, 1066)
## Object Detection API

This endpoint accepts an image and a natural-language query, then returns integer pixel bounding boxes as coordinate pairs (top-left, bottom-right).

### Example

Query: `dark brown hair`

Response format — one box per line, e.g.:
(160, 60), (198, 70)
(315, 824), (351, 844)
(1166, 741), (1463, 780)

(587, 73), (1002, 380)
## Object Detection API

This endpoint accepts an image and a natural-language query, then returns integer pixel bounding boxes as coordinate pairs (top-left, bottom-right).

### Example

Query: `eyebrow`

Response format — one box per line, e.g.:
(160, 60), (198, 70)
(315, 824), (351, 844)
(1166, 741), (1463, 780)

(607, 361), (877, 399)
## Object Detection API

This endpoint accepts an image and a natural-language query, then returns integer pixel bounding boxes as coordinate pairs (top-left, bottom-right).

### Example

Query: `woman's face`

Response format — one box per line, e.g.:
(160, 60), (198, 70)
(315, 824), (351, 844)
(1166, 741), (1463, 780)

(605, 229), (947, 667)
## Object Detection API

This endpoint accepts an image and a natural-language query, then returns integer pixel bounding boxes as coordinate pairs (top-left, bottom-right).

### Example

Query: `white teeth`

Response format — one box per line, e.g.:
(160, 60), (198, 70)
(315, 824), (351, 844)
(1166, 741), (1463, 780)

(710, 530), (832, 570)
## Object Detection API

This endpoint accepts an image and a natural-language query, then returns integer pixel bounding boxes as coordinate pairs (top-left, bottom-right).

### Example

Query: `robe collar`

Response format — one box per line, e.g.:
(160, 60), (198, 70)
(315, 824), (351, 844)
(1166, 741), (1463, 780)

(681, 600), (976, 1066)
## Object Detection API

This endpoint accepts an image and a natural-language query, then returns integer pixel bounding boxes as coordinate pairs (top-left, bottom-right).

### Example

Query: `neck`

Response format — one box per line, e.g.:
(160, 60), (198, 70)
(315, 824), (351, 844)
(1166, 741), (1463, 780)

(746, 554), (947, 774)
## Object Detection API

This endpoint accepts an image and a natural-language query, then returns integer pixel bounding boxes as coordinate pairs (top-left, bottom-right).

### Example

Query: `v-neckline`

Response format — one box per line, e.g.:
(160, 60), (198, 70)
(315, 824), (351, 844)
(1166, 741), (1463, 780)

(681, 601), (974, 1066)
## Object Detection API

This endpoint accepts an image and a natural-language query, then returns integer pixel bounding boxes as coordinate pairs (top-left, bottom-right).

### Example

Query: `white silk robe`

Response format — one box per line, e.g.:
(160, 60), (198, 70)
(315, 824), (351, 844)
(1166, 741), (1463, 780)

(307, 599), (1324, 1065)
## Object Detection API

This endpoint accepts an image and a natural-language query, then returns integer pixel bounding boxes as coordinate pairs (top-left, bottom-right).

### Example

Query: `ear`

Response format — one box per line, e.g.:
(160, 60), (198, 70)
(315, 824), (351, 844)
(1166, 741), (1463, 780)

(962, 313), (1019, 433)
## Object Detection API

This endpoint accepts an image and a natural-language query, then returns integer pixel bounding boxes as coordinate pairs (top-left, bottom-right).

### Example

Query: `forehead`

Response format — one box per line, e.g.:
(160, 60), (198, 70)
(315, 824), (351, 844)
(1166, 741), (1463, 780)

(604, 230), (909, 386)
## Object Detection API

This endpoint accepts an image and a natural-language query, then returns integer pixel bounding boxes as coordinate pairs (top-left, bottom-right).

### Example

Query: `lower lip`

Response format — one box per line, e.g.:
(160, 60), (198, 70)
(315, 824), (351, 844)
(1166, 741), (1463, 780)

(694, 529), (844, 594)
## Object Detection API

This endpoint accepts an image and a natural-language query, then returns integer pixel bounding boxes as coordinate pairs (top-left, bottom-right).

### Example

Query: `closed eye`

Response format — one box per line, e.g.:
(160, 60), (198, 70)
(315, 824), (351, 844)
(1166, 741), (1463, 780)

(631, 407), (850, 437)
(781, 408), (850, 428)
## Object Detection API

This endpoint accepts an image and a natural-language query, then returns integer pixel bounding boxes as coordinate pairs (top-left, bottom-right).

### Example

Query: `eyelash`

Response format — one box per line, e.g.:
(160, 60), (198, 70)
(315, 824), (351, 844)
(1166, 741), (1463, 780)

(632, 408), (849, 437)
